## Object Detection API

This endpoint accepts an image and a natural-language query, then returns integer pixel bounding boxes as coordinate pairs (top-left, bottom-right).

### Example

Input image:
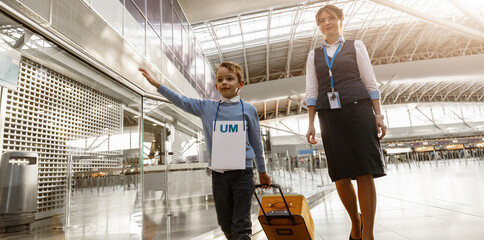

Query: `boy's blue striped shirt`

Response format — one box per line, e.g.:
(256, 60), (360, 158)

(157, 85), (267, 173)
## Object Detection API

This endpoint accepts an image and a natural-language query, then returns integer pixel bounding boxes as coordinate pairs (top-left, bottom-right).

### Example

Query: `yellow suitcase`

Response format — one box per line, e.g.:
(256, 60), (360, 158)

(254, 184), (315, 240)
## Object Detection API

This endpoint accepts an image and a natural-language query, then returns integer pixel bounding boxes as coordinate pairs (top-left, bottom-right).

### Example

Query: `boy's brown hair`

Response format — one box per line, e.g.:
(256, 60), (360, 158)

(217, 61), (244, 83)
(315, 5), (344, 26)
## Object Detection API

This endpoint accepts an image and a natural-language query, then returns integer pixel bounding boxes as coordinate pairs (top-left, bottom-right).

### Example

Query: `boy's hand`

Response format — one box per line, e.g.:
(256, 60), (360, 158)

(139, 67), (161, 88)
(258, 172), (271, 188)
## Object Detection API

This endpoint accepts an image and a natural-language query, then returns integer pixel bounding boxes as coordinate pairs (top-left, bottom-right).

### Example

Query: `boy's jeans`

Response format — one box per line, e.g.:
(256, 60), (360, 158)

(212, 169), (254, 240)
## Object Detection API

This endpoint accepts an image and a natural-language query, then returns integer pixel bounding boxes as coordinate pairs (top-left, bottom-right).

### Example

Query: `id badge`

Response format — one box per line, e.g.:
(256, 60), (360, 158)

(327, 91), (341, 109)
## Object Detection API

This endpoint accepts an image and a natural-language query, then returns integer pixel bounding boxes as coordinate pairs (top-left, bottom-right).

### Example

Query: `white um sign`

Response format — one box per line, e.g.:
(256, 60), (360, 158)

(211, 121), (246, 170)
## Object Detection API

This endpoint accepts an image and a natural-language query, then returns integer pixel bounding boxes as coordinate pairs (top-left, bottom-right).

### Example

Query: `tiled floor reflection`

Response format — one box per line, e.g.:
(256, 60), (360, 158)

(1, 186), (143, 240)
(3, 159), (482, 240)
(273, 159), (484, 240)
(147, 169), (332, 240)
(0, 167), (330, 240)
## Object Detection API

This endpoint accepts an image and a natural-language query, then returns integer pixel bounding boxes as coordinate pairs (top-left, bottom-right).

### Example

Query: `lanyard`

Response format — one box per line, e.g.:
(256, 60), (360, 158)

(213, 99), (245, 131)
(323, 42), (343, 92)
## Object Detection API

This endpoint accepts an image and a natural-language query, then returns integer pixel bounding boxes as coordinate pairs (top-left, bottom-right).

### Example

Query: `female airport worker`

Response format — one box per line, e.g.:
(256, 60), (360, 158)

(305, 4), (387, 240)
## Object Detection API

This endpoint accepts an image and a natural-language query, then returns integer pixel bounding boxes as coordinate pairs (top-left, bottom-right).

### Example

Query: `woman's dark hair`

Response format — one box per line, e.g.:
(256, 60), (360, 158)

(315, 4), (344, 25)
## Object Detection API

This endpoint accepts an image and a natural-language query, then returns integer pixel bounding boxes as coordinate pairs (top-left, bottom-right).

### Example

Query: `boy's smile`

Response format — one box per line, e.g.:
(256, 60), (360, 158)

(215, 66), (244, 99)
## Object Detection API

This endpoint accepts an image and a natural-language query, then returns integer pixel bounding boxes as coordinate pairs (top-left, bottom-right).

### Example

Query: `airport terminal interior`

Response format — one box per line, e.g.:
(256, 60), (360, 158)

(0, 0), (483, 239)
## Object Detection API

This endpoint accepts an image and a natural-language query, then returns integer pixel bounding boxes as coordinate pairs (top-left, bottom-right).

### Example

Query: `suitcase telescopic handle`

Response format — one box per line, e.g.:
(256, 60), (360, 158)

(254, 184), (296, 225)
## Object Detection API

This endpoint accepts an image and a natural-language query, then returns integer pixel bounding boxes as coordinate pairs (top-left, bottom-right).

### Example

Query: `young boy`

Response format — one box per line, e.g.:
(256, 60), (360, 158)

(139, 62), (271, 240)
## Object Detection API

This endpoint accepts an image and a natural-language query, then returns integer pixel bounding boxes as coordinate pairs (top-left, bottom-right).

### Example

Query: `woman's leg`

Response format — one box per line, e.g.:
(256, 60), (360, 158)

(335, 178), (362, 239)
(356, 174), (376, 240)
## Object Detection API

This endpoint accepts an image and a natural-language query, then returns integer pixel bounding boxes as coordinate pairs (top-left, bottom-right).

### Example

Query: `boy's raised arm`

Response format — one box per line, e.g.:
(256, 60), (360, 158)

(139, 67), (205, 117)
(139, 68), (161, 88)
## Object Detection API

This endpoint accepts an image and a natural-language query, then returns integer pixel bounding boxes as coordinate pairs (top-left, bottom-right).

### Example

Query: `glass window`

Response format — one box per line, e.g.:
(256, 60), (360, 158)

(0, 12), (143, 237)
(205, 59), (214, 99)
(196, 51), (204, 91)
(190, 75), (197, 89)
(131, 0), (146, 15)
(183, 69), (190, 81)
(161, 0), (173, 51)
(147, 0), (161, 35)
(163, 42), (173, 63)
(181, 10), (190, 32)
(191, 24), (212, 42)
(211, 73), (219, 99)
(172, 14), (183, 64)
(189, 42), (196, 81)
(147, 25), (162, 70)
(174, 58), (183, 74)
(91, 0), (124, 34)
(141, 98), (211, 238)
(172, 0), (183, 20)
(182, 28), (189, 70)
(125, 0), (146, 55)
(196, 85), (204, 98)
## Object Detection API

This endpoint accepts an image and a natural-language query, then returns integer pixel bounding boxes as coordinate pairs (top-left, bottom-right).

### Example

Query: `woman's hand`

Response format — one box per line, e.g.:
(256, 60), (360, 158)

(306, 125), (317, 144)
(139, 67), (161, 88)
(376, 117), (387, 139)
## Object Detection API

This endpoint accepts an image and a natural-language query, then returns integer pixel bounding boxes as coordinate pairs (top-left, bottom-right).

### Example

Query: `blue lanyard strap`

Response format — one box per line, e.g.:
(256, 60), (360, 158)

(213, 99), (245, 131)
(323, 42), (343, 90)
(241, 99), (245, 131)
(214, 100), (222, 131)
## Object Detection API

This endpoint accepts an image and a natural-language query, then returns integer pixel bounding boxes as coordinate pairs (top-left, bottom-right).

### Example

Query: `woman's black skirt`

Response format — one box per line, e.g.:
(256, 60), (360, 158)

(317, 99), (386, 182)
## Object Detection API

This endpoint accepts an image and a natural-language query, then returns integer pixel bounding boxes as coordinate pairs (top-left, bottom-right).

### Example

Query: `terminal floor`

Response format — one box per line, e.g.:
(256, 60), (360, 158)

(0, 167), (330, 240)
(1, 159), (483, 240)
(251, 159), (484, 240)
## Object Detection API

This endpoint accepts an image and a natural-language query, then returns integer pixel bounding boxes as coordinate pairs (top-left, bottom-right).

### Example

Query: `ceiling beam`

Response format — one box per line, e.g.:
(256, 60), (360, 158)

(278, 120), (295, 133)
(442, 81), (466, 100)
(237, 15), (250, 84)
(264, 101), (267, 120)
(449, 109), (472, 128)
(287, 96), (307, 112)
(275, 99), (279, 119)
(207, 21), (224, 63)
(12, 29), (32, 49)
(417, 82), (440, 101)
(389, 22), (418, 63)
(455, 81), (477, 100)
(446, 0), (484, 30)
(369, 0), (484, 41)
(404, 83), (426, 102)
(213, 39), (312, 60)
(285, 3), (305, 78)
(394, 83), (415, 102)
(357, 3), (379, 40)
(415, 106), (441, 130)
(429, 81), (454, 101)
(370, 9), (401, 60)
(266, 9), (272, 82)
(307, 28), (319, 58)
(467, 85), (484, 101)
(286, 99), (292, 116)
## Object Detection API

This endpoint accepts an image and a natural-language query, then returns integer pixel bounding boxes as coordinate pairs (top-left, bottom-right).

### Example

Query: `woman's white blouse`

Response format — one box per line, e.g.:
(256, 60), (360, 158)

(305, 37), (380, 107)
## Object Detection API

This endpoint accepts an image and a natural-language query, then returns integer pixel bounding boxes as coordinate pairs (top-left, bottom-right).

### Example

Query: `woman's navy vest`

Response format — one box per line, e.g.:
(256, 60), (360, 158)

(314, 40), (370, 110)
